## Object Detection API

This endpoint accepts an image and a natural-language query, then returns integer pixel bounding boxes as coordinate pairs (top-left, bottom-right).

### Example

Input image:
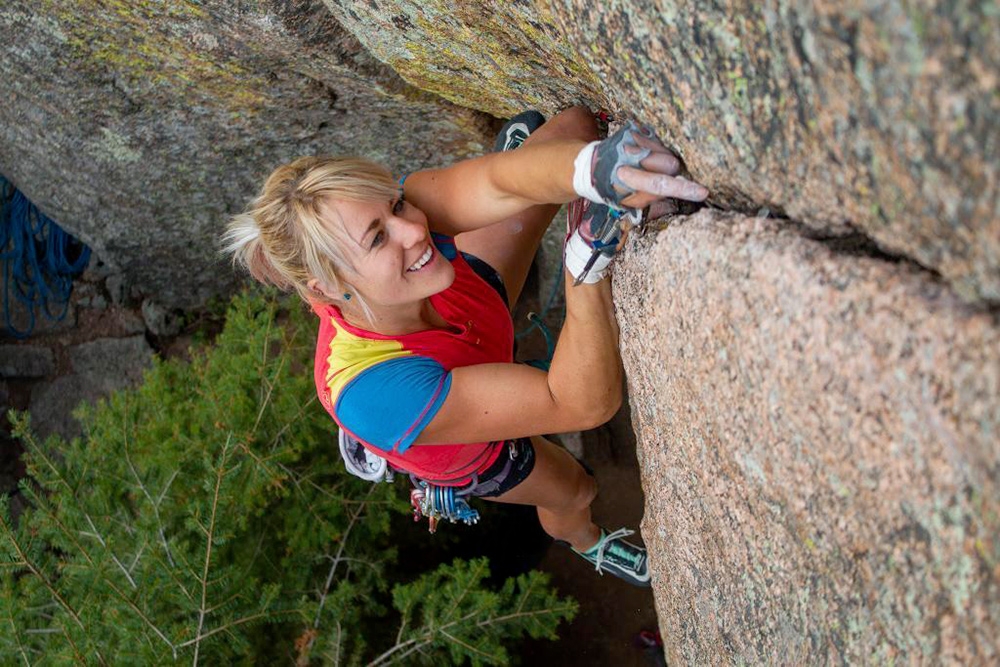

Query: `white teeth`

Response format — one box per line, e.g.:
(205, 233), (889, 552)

(407, 246), (433, 272)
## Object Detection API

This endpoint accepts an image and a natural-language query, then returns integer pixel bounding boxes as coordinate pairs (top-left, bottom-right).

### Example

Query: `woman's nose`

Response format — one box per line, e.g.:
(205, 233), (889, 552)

(392, 215), (424, 247)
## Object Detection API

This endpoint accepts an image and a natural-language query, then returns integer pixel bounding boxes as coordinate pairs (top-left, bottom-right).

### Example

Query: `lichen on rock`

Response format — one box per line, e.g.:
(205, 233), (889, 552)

(327, 0), (1000, 304)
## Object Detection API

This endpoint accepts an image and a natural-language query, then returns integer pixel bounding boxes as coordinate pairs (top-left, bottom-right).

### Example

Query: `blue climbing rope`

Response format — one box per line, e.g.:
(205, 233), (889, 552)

(1, 175), (91, 339)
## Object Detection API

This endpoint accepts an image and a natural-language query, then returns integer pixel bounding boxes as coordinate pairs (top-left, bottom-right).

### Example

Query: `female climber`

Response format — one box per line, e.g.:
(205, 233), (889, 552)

(225, 107), (708, 586)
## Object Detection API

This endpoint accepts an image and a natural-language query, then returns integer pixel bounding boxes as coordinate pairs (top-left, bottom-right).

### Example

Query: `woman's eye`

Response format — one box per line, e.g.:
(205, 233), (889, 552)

(392, 197), (405, 214)
(371, 230), (385, 248)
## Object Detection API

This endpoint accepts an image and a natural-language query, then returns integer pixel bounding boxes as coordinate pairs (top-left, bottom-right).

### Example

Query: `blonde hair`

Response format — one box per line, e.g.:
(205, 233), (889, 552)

(223, 156), (399, 316)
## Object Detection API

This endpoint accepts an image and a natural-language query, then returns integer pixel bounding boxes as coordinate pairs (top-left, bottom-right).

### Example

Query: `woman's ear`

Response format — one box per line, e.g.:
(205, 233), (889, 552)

(307, 277), (335, 300)
(309, 277), (356, 306)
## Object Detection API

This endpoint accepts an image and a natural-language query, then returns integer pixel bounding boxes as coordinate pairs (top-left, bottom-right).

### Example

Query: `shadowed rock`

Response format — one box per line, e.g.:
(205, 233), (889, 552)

(613, 209), (999, 663)
(0, 0), (493, 309)
(29, 336), (154, 439)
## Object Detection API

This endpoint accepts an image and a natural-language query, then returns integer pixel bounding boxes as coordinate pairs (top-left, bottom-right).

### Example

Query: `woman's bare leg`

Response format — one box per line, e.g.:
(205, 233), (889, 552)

(454, 106), (599, 309)
(482, 435), (601, 551)
(461, 109), (604, 548)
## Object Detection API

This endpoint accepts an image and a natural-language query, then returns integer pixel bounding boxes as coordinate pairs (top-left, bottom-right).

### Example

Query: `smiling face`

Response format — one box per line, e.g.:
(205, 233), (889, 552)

(320, 193), (455, 315)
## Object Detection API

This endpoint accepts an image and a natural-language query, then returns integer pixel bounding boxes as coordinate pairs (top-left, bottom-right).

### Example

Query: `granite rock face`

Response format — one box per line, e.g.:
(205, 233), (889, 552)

(329, 0), (999, 304)
(29, 336), (154, 440)
(4, 1), (996, 304)
(0, 345), (55, 379)
(0, 0), (493, 309)
(613, 210), (999, 664)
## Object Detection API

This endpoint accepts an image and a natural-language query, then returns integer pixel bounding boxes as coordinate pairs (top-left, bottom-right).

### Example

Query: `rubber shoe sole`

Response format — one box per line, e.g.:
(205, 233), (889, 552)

(494, 110), (546, 152)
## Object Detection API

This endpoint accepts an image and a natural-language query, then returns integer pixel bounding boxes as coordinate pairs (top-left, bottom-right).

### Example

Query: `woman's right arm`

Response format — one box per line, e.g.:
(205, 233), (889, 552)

(413, 272), (622, 445)
(412, 122), (707, 444)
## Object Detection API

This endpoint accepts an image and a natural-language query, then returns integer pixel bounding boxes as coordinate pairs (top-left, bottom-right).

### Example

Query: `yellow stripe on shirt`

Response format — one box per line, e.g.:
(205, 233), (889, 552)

(324, 317), (411, 401)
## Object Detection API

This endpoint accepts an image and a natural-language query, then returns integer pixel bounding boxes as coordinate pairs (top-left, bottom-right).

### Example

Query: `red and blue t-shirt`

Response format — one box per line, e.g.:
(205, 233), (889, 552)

(312, 233), (514, 483)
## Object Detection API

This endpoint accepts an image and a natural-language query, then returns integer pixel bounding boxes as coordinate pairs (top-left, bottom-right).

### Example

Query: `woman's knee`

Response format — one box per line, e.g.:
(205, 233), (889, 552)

(552, 463), (597, 514)
(574, 468), (598, 510)
(526, 106), (599, 144)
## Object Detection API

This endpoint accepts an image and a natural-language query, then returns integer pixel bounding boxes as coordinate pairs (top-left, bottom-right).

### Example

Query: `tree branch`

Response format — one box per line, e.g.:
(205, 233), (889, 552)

(312, 486), (375, 629)
(191, 435), (234, 667)
(441, 629), (492, 660)
(122, 401), (177, 568)
(82, 515), (136, 589)
(477, 603), (578, 628)
(176, 609), (301, 650)
(102, 577), (178, 658)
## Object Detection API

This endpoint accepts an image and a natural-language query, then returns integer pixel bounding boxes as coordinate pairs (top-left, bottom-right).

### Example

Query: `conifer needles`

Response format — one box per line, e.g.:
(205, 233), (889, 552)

(1, 291), (576, 664)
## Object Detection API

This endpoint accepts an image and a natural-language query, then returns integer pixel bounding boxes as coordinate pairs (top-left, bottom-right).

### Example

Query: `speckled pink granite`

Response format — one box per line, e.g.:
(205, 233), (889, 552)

(613, 209), (999, 664)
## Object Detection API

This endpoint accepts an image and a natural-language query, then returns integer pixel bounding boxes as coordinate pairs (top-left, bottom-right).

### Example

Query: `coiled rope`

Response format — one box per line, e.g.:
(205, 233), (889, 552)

(1, 175), (91, 339)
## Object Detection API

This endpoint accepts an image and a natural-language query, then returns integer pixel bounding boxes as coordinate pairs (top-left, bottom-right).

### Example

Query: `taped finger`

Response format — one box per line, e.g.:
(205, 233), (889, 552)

(639, 151), (681, 176)
(618, 167), (709, 202)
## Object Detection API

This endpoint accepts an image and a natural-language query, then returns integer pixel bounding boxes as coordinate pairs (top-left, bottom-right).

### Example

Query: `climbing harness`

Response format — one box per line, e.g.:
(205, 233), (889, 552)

(337, 431), (531, 534)
(339, 428), (481, 534)
(339, 428), (482, 534)
(408, 439), (526, 533)
(338, 429), (393, 482)
(1, 175), (91, 339)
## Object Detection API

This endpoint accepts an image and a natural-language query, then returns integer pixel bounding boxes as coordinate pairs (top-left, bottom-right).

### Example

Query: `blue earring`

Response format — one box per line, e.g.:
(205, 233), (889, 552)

(343, 293), (352, 301)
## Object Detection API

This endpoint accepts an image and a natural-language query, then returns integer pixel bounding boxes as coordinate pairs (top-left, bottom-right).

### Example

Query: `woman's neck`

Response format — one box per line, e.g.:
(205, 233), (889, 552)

(341, 298), (451, 336)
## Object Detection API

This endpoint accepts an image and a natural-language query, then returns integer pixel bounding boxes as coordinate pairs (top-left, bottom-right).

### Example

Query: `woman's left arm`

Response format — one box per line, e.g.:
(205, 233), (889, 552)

(404, 125), (708, 236)
(403, 139), (584, 236)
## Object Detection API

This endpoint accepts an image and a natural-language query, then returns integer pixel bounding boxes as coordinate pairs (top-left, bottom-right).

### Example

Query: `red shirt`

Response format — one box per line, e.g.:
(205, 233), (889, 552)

(313, 234), (514, 484)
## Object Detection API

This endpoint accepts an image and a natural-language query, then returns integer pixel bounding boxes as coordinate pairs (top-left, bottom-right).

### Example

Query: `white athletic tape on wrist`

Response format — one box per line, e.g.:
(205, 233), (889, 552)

(572, 141), (604, 204)
(564, 229), (612, 283)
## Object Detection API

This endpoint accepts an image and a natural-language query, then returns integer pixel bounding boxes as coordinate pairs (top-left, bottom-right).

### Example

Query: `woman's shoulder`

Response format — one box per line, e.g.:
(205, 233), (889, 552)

(334, 354), (452, 454)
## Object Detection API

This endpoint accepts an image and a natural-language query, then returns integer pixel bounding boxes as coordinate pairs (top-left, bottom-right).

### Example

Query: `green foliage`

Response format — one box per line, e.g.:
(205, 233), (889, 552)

(0, 290), (576, 665)
(375, 558), (577, 666)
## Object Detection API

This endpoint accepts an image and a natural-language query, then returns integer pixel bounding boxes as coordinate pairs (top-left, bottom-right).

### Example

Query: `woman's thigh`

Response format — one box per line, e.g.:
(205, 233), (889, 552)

(481, 435), (596, 513)
(454, 106), (599, 309)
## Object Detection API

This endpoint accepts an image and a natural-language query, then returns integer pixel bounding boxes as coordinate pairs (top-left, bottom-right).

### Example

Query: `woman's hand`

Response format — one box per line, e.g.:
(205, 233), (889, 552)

(573, 122), (708, 211)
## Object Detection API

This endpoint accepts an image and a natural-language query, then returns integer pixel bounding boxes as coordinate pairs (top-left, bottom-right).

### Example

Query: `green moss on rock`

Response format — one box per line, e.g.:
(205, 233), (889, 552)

(50, 0), (267, 111)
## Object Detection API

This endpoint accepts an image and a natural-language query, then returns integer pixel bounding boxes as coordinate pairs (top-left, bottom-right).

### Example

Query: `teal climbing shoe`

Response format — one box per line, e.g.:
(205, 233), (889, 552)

(573, 527), (651, 588)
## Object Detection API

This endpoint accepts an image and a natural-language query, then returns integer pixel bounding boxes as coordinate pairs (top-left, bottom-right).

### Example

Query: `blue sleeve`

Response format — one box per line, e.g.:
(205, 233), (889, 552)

(335, 356), (453, 453)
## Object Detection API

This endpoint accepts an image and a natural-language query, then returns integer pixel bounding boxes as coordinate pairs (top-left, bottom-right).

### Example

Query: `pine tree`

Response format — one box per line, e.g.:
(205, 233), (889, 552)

(1, 291), (576, 665)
